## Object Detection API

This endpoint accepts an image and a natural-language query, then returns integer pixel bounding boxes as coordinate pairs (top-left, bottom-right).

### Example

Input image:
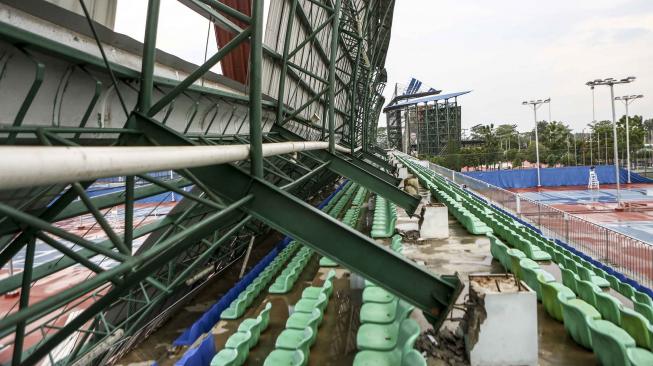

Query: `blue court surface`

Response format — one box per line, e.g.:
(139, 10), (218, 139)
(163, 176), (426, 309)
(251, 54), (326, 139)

(520, 187), (653, 244)
(603, 221), (653, 244)
(519, 188), (653, 205)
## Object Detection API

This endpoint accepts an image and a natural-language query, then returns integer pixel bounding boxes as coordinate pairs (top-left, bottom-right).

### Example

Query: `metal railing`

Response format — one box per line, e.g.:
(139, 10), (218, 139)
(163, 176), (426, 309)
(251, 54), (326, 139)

(428, 162), (653, 289)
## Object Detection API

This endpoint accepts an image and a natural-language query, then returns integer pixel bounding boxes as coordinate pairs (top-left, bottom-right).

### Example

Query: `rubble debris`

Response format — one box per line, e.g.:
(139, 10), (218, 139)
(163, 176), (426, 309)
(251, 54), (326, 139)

(416, 327), (469, 366)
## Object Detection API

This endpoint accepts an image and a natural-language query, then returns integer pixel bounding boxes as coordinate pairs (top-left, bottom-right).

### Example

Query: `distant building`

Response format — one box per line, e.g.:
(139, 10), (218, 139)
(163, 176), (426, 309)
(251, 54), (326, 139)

(384, 83), (469, 156)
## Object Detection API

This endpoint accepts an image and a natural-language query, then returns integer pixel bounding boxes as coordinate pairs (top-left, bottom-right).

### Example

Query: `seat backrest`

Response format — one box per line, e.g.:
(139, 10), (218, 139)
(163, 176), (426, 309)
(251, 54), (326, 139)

(397, 318), (421, 353)
(633, 299), (653, 323)
(620, 306), (652, 349)
(634, 291), (653, 307)
(595, 291), (622, 326)
(587, 319), (633, 366)
(296, 327), (314, 358)
(396, 300), (415, 320)
(314, 293), (328, 312)
(576, 280), (598, 308)
(620, 282), (636, 298)
(576, 266), (592, 281)
(560, 266), (578, 293)
(259, 302), (272, 331)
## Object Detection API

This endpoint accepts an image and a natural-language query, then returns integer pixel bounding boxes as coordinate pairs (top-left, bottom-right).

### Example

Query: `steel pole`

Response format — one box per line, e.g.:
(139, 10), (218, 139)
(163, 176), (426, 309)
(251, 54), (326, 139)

(625, 101), (631, 183)
(609, 84), (622, 205)
(249, 0), (264, 177)
(138, 0), (161, 112)
(533, 105), (541, 186)
(327, 0), (342, 154)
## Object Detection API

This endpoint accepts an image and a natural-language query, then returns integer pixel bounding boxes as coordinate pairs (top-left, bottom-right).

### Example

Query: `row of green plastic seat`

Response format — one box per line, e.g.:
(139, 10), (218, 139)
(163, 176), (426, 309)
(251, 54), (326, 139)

(400, 156), (653, 365)
(211, 303), (273, 365)
(398, 158), (491, 235)
(270, 183), (365, 292)
(351, 186), (369, 207)
(371, 196), (398, 238)
(221, 242), (300, 319)
(354, 235), (426, 366)
(268, 246), (313, 294)
(328, 182), (360, 219)
(322, 181), (355, 213)
(221, 181), (355, 318)
(320, 186), (368, 267)
(263, 270), (336, 366)
(489, 233), (653, 365)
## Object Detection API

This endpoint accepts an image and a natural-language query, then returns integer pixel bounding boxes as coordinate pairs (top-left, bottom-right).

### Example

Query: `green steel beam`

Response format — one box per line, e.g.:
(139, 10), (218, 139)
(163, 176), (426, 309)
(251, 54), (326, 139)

(131, 112), (462, 331)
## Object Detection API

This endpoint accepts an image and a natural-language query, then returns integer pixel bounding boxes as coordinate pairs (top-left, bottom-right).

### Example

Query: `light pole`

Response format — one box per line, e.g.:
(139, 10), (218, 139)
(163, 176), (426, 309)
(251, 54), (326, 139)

(615, 94), (644, 183)
(586, 82), (596, 165)
(586, 77), (636, 207)
(522, 98), (550, 187)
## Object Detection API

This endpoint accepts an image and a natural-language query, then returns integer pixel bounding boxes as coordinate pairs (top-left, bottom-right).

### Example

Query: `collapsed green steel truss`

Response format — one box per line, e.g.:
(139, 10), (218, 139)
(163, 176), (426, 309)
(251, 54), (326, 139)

(0, 1), (462, 364)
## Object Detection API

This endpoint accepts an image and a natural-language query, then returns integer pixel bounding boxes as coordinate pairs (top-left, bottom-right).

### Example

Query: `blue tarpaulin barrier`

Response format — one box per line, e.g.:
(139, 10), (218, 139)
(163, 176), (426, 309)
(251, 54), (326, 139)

(464, 165), (653, 189)
(175, 334), (216, 366)
(171, 180), (348, 347)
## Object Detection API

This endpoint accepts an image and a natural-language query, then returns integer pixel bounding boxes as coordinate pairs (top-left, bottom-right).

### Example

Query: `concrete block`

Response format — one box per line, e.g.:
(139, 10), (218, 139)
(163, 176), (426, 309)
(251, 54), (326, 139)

(420, 204), (449, 239)
(397, 167), (409, 179)
(465, 274), (538, 366)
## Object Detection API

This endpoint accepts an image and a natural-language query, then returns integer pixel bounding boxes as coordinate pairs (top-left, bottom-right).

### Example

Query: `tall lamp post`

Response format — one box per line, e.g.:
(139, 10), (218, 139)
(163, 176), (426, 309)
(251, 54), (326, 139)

(522, 98), (550, 187)
(585, 82), (596, 165)
(586, 77), (636, 207)
(615, 94), (645, 183)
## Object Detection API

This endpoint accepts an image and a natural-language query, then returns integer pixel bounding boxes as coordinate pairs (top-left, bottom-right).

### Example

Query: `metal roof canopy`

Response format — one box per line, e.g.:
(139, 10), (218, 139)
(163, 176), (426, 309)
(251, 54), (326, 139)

(383, 90), (472, 112)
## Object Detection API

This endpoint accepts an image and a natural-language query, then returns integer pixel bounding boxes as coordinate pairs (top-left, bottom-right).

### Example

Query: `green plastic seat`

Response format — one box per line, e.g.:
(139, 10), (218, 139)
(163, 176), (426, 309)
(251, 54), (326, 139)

(319, 256), (338, 267)
(301, 270), (336, 299)
(363, 286), (396, 303)
(559, 296), (601, 349)
(595, 291), (623, 326)
(606, 274), (621, 290)
(507, 248), (527, 278)
(576, 265), (610, 288)
(353, 318), (422, 366)
(560, 265), (580, 294)
(621, 282), (636, 299)
(519, 262), (553, 301)
(275, 327), (314, 358)
(521, 240), (552, 261)
(221, 298), (247, 320)
(286, 308), (321, 333)
(587, 318), (636, 366)
(401, 349), (427, 366)
(360, 300), (414, 325)
(294, 293), (328, 315)
(211, 349), (239, 366)
(357, 317), (420, 352)
(237, 302), (272, 347)
(620, 307), (653, 349)
(576, 280), (601, 308)
(627, 347), (653, 366)
(224, 331), (251, 366)
(633, 299), (653, 324)
(263, 349), (306, 366)
(634, 291), (653, 307)
(539, 274), (575, 322)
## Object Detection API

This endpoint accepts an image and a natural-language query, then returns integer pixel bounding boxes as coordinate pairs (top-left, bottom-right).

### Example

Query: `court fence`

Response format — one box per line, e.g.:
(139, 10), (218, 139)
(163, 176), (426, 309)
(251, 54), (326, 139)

(429, 162), (653, 289)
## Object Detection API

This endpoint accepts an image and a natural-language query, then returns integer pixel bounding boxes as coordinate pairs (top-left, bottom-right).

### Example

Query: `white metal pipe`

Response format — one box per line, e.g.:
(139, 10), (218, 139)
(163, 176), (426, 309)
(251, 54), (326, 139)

(0, 142), (349, 190)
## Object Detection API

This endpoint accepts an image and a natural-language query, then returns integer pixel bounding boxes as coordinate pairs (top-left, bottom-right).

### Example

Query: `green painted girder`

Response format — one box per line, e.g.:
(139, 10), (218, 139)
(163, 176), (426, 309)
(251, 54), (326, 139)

(357, 151), (392, 171)
(132, 112), (462, 330)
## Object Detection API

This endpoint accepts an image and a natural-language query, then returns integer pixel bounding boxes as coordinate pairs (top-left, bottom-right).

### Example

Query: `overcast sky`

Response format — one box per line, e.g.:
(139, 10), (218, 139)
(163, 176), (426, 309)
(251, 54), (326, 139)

(384, 0), (653, 132)
(115, 0), (653, 133)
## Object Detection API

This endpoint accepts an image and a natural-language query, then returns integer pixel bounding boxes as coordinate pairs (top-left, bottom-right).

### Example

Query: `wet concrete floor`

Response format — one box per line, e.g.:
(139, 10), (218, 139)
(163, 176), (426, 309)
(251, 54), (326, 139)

(400, 208), (599, 365)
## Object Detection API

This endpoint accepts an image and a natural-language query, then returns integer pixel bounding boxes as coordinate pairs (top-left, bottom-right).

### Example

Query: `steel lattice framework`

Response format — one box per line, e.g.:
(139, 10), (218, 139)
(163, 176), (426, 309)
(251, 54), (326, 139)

(0, 1), (461, 364)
